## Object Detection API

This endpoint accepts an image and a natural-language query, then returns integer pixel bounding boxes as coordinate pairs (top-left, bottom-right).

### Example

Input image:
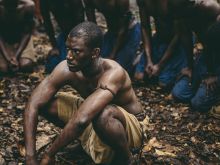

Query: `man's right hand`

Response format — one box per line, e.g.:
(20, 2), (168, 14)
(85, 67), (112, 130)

(145, 61), (154, 77)
(25, 155), (39, 165)
(177, 67), (192, 84)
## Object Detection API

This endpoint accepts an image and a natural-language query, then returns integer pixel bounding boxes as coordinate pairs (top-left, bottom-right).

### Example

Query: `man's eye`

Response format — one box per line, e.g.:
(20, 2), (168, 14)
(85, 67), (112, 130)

(74, 50), (80, 54)
(72, 48), (80, 54)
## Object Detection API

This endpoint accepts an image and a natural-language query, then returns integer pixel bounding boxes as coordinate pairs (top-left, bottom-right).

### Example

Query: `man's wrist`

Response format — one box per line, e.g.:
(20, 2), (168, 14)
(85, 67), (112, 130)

(157, 62), (163, 69)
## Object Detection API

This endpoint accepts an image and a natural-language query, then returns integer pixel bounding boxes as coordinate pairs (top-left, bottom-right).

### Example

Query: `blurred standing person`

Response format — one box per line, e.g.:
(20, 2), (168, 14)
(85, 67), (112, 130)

(134, 0), (189, 90)
(169, 0), (220, 112)
(84, 0), (141, 76)
(0, 0), (36, 74)
(40, 0), (84, 72)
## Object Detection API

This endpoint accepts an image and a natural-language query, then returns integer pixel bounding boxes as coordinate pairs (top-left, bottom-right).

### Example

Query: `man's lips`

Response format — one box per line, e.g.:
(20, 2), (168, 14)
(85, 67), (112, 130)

(67, 61), (77, 67)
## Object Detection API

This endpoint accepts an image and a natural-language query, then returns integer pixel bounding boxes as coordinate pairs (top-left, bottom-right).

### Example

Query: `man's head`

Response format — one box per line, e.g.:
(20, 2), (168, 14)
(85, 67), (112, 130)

(66, 22), (103, 72)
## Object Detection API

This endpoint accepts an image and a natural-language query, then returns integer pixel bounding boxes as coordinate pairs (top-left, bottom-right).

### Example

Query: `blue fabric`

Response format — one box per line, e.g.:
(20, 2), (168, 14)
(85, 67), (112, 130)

(101, 23), (141, 75)
(45, 33), (67, 73)
(135, 35), (188, 86)
(172, 54), (220, 112)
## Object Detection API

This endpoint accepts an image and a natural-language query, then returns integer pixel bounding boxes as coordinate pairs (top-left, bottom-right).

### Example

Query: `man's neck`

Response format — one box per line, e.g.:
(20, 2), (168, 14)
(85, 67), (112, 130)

(82, 58), (104, 79)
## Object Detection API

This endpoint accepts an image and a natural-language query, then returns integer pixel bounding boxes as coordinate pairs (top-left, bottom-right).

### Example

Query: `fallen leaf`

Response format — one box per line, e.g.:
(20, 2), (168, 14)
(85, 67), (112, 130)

(155, 149), (176, 157)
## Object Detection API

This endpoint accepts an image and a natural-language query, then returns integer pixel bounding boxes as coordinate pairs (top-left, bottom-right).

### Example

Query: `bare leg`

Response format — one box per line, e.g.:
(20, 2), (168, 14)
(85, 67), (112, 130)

(0, 54), (9, 74)
(93, 105), (134, 165)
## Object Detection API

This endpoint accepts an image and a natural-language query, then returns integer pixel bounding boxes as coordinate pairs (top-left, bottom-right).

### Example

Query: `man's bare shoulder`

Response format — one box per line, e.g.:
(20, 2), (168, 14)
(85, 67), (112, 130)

(101, 59), (127, 82)
(48, 60), (77, 84)
(99, 59), (131, 97)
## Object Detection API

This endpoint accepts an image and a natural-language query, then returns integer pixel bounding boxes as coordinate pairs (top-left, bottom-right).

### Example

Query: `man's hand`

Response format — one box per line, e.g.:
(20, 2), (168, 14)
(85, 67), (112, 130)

(177, 67), (192, 84)
(181, 67), (192, 78)
(40, 153), (55, 165)
(48, 47), (60, 58)
(145, 61), (153, 77)
(202, 76), (218, 96)
(25, 155), (39, 165)
(8, 57), (19, 71)
(151, 64), (161, 76)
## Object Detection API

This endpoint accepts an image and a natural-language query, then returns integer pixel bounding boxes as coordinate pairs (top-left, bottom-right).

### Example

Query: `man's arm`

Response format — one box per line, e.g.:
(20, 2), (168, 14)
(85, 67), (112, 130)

(15, 1), (35, 60)
(108, 13), (130, 60)
(151, 20), (181, 76)
(15, 33), (32, 60)
(0, 36), (11, 63)
(107, 0), (131, 60)
(137, 0), (153, 75)
(40, 0), (58, 49)
(24, 62), (70, 164)
(41, 69), (125, 163)
(178, 20), (194, 80)
(84, 0), (97, 23)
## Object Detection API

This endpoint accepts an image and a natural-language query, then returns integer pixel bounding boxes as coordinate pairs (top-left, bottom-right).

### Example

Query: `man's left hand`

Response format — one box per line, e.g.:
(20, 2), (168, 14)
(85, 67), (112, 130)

(202, 76), (219, 95)
(151, 64), (160, 76)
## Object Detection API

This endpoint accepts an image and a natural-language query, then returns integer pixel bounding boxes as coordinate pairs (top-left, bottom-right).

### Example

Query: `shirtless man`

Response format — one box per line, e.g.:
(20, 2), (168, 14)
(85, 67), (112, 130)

(40, 0), (84, 72)
(0, 0), (36, 74)
(24, 22), (147, 165)
(168, 0), (220, 112)
(134, 0), (188, 89)
(84, 0), (141, 76)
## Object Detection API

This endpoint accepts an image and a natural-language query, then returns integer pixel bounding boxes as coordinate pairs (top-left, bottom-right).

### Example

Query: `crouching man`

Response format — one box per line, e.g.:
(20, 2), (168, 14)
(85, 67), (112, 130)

(24, 22), (148, 165)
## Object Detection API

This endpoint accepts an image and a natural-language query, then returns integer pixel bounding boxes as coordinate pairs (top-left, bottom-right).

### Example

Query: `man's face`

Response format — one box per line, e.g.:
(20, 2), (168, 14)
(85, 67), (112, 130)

(66, 36), (93, 72)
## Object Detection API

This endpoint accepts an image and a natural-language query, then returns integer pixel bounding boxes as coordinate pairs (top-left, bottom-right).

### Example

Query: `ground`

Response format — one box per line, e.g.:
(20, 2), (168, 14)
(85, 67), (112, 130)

(0, 3), (220, 164)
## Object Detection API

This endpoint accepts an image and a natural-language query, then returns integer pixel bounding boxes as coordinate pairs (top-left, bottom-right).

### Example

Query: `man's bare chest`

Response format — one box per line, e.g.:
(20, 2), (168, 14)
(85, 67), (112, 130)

(69, 78), (99, 98)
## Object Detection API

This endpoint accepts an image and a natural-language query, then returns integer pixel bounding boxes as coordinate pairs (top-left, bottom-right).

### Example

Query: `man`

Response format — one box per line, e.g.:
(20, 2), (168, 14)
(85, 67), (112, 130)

(134, 0), (188, 89)
(84, 0), (141, 76)
(168, 0), (220, 112)
(40, 0), (84, 72)
(24, 22), (147, 165)
(0, 0), (36, 74)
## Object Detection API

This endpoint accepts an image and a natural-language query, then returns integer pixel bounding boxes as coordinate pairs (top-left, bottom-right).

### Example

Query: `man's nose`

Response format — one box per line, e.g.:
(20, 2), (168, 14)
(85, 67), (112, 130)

(66, 50), (74, 60)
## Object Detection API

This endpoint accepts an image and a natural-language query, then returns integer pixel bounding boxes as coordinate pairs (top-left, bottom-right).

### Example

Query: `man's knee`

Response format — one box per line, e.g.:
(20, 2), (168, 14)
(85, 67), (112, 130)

(191, 97), (201, 111)
(93, 105), (116, 131)
(172, 78), (193, 102)
(191, 97), (209, 112)
(0, 63), (9, 74)
(191, 87), (213, 112)
(19, 58), (34, 72)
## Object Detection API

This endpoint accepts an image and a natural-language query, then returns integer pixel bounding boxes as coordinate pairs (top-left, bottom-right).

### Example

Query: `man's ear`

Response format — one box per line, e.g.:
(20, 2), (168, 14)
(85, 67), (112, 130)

(92, 48), (100, 59)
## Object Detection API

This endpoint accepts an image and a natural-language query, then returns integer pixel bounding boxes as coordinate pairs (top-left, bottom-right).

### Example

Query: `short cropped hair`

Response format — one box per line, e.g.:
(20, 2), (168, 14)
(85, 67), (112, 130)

(69, 21), (103, 49)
